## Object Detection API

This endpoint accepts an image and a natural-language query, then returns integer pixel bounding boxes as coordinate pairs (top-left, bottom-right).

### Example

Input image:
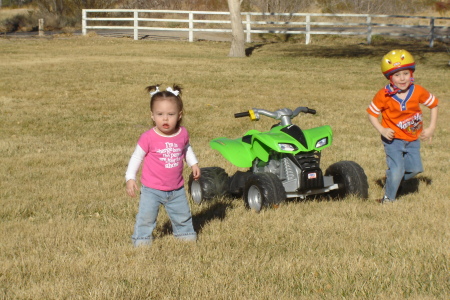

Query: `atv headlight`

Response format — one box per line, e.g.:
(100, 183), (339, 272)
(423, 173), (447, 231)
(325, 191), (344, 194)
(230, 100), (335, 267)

(315, 137), (328, 148)
(278, 143), (297, 151)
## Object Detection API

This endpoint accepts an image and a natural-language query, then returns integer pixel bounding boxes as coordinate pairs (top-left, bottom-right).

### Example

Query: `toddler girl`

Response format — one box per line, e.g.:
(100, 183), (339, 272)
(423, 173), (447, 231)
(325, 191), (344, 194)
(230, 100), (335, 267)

(126, 84), (201, 246)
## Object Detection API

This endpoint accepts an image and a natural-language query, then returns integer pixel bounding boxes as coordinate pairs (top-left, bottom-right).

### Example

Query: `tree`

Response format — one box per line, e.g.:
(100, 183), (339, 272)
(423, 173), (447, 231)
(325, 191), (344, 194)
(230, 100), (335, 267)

(227, 0), (246, 57)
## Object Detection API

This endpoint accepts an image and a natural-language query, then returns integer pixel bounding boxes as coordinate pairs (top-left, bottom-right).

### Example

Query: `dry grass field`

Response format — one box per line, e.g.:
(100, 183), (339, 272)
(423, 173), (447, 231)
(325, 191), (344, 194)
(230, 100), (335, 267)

(0, 34), (449, 299)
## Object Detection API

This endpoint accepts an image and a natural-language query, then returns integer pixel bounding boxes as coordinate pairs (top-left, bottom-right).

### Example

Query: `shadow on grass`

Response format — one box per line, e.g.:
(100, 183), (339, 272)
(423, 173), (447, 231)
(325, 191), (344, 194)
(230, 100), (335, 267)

(245, 43), (266, 56)
(158, 199), (233, 237)
(375, 175), (433, 197)
(248, 37), (449, 62)
(290, 42), (448, 59)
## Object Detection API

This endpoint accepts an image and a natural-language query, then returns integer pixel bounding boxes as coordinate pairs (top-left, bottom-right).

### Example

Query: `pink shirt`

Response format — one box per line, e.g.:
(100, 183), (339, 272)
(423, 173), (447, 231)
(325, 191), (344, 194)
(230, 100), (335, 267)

(138, 127), (190, 191)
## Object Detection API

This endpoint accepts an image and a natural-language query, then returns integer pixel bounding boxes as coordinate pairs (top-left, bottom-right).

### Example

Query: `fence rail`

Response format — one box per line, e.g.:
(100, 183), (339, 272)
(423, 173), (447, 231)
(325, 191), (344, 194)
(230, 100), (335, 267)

(82, 9), (450, 47)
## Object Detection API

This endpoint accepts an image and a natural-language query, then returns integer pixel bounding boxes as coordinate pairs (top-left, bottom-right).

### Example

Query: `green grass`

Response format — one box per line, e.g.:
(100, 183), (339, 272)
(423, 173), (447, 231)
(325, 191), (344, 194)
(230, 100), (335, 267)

(0, 35), (449, 299)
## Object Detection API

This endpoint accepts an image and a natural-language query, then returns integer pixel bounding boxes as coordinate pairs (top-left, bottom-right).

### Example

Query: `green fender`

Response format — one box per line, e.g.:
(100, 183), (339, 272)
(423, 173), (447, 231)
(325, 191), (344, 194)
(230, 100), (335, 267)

(210, 134), (257, 168)
(210, 126), (333, 168)
(251, 125), (333, 156)
(251, 132), (290, 162)
(302, 125), (333, 151)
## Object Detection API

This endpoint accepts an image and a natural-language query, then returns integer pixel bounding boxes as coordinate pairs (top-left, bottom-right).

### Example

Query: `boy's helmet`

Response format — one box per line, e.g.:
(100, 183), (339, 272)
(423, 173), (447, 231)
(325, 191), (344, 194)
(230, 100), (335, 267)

(381, 49), (415, 79)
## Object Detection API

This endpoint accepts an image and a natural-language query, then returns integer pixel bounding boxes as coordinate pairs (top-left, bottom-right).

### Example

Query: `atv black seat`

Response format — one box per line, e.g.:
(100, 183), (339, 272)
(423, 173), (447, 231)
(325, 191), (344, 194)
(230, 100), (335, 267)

(281, 125), (307, 149)
(242, 135), (252, 144)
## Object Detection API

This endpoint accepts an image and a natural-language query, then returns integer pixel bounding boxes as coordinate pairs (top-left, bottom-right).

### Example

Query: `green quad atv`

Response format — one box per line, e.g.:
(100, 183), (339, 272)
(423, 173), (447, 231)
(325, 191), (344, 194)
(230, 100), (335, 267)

(188, 107), (369, 212)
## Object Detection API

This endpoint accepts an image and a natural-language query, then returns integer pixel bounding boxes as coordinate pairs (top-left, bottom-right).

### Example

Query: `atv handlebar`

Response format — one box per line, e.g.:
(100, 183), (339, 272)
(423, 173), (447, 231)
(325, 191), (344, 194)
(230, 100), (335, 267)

(292, 107), (316, 116)
(234, 111), (250, 118)
(235, 107), (316, 126)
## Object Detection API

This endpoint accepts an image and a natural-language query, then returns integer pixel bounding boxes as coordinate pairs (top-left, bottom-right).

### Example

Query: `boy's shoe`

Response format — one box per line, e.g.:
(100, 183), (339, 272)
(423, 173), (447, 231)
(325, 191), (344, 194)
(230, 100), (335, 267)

(376, 196), (396, 204)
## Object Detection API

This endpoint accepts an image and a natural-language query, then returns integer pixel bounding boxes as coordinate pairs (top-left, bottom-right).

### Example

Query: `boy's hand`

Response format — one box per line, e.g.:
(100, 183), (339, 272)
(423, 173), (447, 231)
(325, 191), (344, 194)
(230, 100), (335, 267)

(368, 114), (394, 141)
(381, 128), (395, 141)
(126, 179), (139, 197)
(191, 164), (201, 180)
(420, 127), (434, 142)
(420, 106), (438, 143)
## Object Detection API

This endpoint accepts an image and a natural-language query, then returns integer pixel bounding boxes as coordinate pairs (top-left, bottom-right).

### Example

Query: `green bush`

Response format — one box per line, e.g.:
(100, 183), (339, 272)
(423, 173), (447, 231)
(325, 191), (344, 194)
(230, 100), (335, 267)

(2, 10), (38, 32)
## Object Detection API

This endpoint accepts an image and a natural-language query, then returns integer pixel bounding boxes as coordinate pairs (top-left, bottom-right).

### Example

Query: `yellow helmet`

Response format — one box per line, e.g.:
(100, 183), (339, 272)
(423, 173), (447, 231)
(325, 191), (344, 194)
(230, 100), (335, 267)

(381, 49), (415, 79)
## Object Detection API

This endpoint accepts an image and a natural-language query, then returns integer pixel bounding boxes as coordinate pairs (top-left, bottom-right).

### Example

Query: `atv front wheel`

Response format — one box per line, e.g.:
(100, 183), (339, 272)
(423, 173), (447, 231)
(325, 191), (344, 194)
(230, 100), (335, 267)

(229, 170), (253, 197)
(188, 167), (229, 204)
(325, 161), (369, 199)
(244, 172), (286, 212)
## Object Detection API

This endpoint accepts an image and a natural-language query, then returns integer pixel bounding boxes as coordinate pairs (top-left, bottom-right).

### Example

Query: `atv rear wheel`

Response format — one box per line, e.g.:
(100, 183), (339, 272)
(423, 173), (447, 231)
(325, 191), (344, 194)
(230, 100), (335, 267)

(325, 161), (369, 199)
(188, 167), (229, 204)
(244, 172), (286, 212)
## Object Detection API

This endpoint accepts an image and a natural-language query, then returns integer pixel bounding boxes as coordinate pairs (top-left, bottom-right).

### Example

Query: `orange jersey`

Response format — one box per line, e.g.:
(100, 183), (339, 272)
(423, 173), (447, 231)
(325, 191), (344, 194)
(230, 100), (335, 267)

(367, 84), (438, 141)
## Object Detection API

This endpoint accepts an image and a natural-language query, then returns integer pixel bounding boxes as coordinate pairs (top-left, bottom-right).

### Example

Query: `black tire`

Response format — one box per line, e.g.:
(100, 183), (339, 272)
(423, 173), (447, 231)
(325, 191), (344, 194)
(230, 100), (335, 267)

(243, 172), (286, 212)
(229, 170), (253, 197)
(325, 161), (369, 199)
(188, 167), (229, 204)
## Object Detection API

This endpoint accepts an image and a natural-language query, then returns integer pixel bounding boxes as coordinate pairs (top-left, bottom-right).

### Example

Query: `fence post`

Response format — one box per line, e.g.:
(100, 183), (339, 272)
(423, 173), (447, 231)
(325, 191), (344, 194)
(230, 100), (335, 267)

(245, 13), (252, 43)
(39, 19), (44, 36)
(82, 9), (86, 36)
(189, 12), (194, 42)
(305, 15), (310, 45)
(134, 10), (139, 40)
(366, 16), (372, 45)
(429, 18), (435, 48)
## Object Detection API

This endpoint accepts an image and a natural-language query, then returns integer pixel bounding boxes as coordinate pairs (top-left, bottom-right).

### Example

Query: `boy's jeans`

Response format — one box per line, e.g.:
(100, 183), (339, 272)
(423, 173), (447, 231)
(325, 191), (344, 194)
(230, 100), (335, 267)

(382, 138), (423, 200)
(132, 185), (197, 247)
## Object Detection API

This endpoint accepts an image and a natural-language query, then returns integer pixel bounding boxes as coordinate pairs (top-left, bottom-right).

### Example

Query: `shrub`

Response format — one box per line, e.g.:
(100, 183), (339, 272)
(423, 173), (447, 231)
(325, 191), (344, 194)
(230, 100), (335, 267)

(2, 10), (38, 32)
(316, 0), (437, 14)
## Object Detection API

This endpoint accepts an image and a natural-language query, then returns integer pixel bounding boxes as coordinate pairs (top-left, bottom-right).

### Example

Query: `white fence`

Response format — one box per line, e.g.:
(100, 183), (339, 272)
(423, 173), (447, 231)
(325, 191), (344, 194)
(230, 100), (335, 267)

(82, 9), (450, 47)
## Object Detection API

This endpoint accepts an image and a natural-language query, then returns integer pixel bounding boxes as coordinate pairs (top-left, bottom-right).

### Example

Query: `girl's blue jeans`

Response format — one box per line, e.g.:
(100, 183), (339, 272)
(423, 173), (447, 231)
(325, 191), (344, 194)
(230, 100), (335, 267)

(132, 185), (197, 247)
(382, 138), (423, 200)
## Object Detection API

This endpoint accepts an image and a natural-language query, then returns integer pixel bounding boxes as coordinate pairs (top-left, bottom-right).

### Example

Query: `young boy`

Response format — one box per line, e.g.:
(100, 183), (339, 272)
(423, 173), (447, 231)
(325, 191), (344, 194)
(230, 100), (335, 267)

(367, 49), (439, 203)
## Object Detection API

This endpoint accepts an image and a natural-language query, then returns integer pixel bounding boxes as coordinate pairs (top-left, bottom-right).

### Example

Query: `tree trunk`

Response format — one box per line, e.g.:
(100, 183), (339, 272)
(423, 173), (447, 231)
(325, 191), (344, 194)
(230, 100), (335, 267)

(227, 0), (246, 57)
